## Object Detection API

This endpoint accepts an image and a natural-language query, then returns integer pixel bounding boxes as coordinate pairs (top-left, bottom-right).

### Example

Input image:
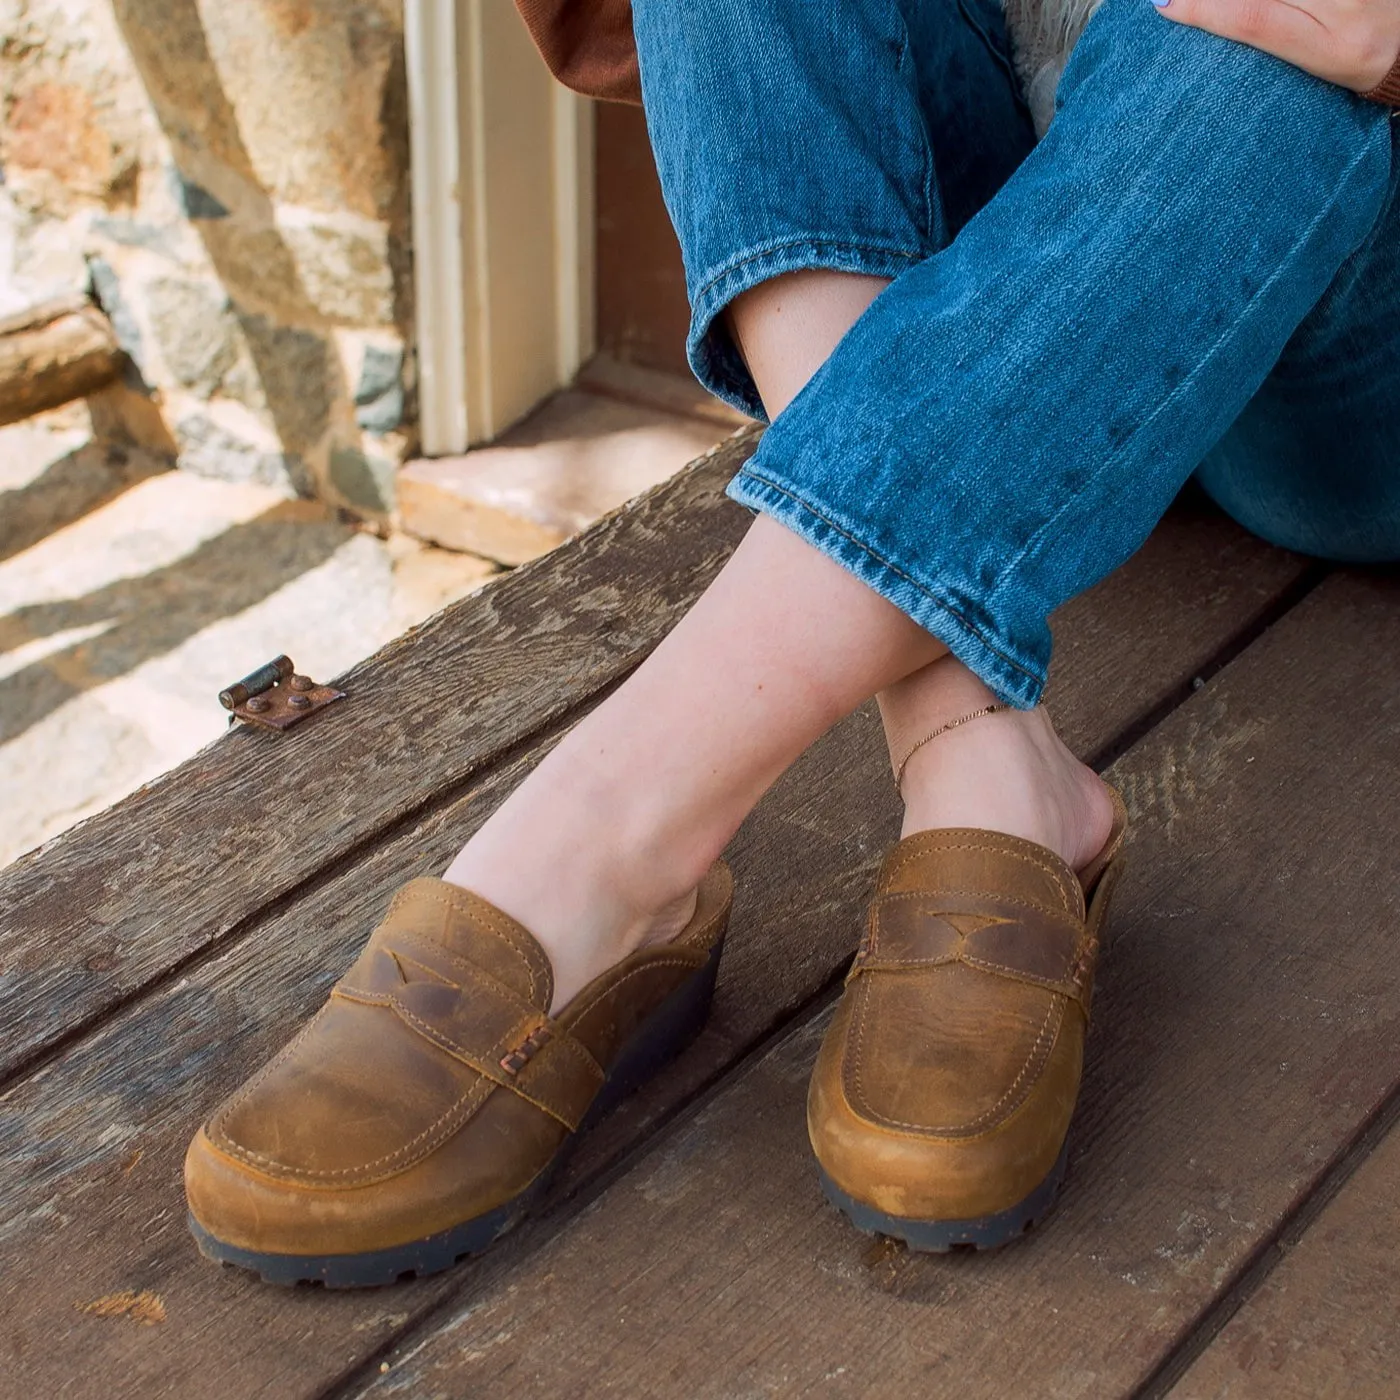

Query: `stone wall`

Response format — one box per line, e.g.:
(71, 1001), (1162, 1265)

(0, 0), (413, 515)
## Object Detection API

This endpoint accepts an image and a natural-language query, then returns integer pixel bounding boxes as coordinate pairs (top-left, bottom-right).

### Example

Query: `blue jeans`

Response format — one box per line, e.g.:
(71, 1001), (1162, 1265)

(633, 0), (1400, 706)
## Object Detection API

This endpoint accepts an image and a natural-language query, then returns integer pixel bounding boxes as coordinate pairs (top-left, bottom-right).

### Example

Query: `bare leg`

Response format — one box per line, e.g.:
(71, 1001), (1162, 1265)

(730, 273), (1111, 865)
(446, 270), (1109, 1012)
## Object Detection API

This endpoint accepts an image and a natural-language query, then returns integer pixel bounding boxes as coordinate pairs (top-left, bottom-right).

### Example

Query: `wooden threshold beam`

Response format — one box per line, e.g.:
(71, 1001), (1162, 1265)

(0, 295), (124, 428)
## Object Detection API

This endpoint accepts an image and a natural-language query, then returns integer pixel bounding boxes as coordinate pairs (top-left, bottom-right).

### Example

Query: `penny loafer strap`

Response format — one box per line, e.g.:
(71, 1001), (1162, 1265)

(855, 889), (1097, 1012)
(336, 937), (605, 1131)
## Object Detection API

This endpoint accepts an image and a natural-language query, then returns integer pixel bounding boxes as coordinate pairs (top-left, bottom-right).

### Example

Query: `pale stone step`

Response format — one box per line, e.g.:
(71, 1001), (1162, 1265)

(575, 353), (751, 427)
(397, 386), (734, 565)
(0, 405), (500, 868)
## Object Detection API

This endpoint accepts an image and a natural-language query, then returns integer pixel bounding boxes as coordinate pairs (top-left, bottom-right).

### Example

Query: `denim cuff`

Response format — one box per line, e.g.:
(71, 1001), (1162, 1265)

(726, 464), (1048, 709)
(686, 238), (926, 421)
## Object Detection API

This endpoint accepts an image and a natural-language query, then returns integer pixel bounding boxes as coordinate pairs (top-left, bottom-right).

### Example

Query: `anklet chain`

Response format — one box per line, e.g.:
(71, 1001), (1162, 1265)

(892, 704), (1011, 795)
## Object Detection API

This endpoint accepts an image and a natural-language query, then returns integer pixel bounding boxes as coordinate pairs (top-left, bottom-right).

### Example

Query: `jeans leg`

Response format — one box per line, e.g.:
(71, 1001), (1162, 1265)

(1196, 155), (1400, 563)
(728, 0), (1394, 706)
(631, 0), (1034, 420)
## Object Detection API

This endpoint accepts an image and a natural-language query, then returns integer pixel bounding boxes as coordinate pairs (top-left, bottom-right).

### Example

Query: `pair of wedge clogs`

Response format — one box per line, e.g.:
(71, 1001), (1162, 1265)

(185, 795), (1127, 1285)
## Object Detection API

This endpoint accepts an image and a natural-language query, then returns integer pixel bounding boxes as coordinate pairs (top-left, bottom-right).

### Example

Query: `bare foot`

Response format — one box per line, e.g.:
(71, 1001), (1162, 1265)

(441, 755), (703, 1015)
(883, 662), (1114, 876)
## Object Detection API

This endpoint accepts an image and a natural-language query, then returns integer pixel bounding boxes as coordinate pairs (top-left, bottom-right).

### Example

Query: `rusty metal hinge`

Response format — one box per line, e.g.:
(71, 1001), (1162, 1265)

(219, 654), (345, 732)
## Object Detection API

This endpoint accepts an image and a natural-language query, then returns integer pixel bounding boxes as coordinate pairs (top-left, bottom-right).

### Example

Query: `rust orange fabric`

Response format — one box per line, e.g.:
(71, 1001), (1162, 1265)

(514, 0), (1400, 109)
(514, 0), (642, 103)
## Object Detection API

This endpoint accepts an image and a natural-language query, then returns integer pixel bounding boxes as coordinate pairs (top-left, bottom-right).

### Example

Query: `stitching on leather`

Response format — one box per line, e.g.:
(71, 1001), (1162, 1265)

(872, 888), (1083, 928)
(528, 1024), (606, 1085)
(960, 954), (1086, 1007)
(214, 933), (718, 1182)
(390, 997), (526, 1076)
(215, 991), (532, 1178)
(883, 839), (1077, 914)
(337, 987), (597, 1128)
(217, 1076), (495, 1183)
(857, 955), (959, 969)
(332, 987), (526, 1081)
(953, 999), (1062, 1134)
(961, 950), (1070, 983)
(391, 930), (538, 1007)
(846, 982), (1064, 1137)
(392, 950), (458, 987)
(219, 970), (602, 1178)
(210, 1007), (327, 1141)
(344, 961), (603, 1095)
(858, 941), (1090, 1005)
(335, 985), (387, 1005)
(387, 887), (543, 1000)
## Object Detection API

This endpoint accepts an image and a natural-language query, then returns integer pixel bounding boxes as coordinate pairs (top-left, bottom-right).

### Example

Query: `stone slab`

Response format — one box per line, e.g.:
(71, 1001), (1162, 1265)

(398, 390), (726, 564)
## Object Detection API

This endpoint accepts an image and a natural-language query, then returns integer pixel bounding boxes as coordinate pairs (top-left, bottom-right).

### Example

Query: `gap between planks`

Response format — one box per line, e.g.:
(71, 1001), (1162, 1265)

(0, 494), (1323, 1397)
(0, 677), (627, 1096)
(0, 463), (1312, 1095)
(1140, 1048), (1400, 1398)
(341, 571), (1400, 1400)
(0, 431), (762, 1082)
(1168, 1092), (1400, 1398)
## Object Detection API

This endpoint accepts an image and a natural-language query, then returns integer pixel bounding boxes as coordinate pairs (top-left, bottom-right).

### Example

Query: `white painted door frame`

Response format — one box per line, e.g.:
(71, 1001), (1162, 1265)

(404, 0), (595, 456)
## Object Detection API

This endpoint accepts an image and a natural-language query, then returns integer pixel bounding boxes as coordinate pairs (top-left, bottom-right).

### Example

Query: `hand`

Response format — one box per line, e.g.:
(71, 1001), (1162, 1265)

(1153, 0), (1400, 95)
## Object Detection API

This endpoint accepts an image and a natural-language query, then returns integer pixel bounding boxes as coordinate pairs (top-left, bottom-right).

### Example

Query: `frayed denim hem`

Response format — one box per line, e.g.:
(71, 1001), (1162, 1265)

(686, 238), (927, 421)
(726, 465), (1047, 709)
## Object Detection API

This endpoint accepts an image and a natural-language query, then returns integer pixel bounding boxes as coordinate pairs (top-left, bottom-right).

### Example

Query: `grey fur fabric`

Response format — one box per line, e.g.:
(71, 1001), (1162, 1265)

(1002, 0), (1104, 133)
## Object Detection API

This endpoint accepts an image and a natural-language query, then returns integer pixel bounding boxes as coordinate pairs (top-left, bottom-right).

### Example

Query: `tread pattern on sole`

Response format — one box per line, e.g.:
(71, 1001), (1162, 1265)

(817, 1137), (1071, 1253)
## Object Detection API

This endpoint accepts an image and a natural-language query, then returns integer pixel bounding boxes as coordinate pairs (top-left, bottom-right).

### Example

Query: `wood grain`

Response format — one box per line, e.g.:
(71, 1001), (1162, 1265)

(354, 572), (1400, 1400)
(0, 295), (124, 427)
(0, 463), (1310, 1086)
(0, 431), (758, 1082)
(0, 519), (1316, 1397)
(1172, 1119), (1400, 1398)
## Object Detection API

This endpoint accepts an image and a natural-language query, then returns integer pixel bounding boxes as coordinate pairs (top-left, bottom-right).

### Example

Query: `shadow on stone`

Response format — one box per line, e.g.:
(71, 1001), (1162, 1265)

(0, 501), (353, 744)
(0, 442), (169, 567)
(107, 0), (382, 497)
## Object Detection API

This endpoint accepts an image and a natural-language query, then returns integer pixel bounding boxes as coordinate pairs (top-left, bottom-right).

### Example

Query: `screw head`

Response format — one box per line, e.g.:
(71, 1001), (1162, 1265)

(245, 696), (270, 713)
(289, 674), (314, 692)
(287, 694), (312, 710)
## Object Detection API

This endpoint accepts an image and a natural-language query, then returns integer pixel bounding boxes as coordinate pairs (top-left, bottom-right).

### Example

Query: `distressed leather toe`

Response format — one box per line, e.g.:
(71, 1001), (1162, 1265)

(186, 862), (732, 1285)
(808, 795), (1127, 1250)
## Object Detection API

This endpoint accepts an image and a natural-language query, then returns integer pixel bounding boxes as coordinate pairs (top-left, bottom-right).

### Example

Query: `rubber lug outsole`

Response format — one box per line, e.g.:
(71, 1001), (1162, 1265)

(817, 1137), (1071, 1253)
(189, 938), (724, 1288)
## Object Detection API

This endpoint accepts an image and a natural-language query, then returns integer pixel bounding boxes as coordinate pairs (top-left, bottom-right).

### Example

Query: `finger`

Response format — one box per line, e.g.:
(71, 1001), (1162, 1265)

(1153, 0), (1360, 88)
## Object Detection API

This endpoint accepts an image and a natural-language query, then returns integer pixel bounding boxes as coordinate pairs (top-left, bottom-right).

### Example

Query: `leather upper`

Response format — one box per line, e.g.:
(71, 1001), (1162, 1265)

(809, 817), (1125, 1223)
(186, 866), (732, 1256)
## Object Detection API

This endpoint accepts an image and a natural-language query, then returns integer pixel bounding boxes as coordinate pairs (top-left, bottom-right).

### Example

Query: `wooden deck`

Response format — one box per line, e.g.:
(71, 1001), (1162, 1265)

(3, 428), (1398, 1398)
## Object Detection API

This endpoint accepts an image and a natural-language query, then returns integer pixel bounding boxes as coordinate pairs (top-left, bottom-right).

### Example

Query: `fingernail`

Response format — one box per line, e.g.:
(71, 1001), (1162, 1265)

(1152, 0), (1171, 7)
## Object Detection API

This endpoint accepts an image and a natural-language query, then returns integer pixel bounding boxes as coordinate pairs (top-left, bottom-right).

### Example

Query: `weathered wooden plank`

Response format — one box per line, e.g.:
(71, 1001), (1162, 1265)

(353, 572), (1400, 1400)
(0, 470), (1311, 1086)
(0, 295), (124, 428)
(0, 515), (1311, 1396)
(1043, 485), (1317, 763)
(0, 431), (758, 1082)
(1172, 1118), (1400, 1398)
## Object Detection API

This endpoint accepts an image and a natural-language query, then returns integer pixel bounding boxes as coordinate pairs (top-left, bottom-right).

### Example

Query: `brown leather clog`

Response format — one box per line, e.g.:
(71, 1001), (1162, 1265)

(808, 792), (1128, 1250)
(186, 863), (733, 1286)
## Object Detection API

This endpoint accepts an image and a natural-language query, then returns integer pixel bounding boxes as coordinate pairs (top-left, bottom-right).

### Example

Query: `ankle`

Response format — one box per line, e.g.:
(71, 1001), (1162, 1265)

(442, 760), (711, 1013)
(896, 704), (1114, 874)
